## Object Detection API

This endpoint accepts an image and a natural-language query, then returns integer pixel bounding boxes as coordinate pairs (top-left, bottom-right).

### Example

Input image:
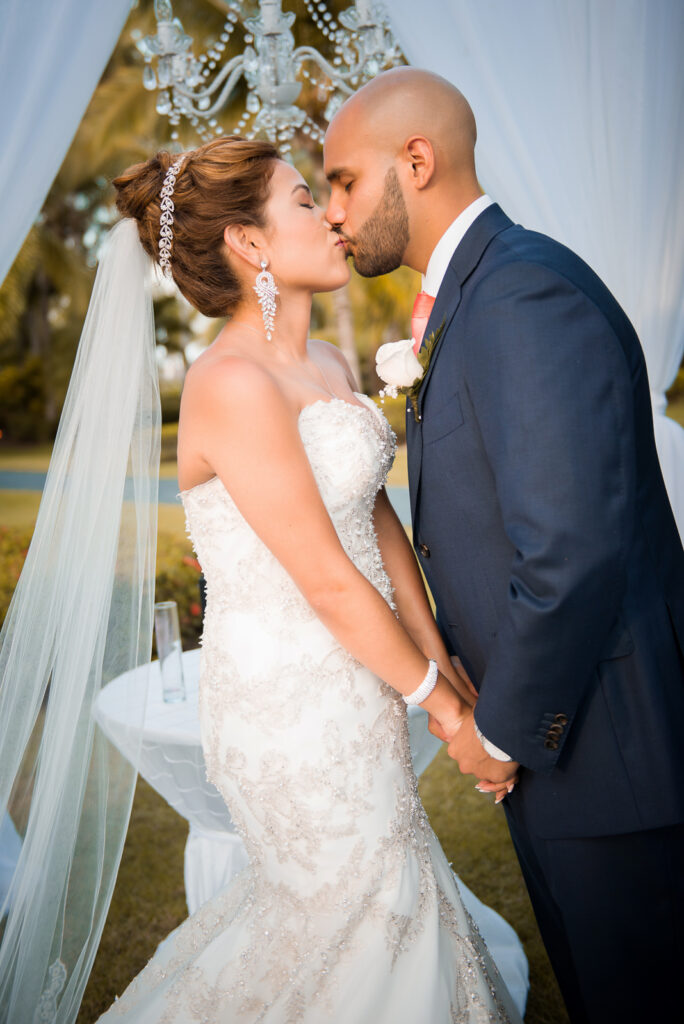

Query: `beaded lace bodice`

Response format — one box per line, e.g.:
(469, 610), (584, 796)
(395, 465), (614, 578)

(180, 393), (397, 626)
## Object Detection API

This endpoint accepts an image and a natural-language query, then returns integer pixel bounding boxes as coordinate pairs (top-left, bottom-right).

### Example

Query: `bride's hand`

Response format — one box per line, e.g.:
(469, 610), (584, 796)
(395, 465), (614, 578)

(427, 656), (478, 742)
(421, 674), (470, 744)
(475, 775), (519, 804)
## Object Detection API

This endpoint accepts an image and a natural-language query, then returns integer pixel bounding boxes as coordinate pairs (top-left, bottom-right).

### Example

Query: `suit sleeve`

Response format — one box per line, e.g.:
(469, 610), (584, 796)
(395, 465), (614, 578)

(464, 260), (636, 772)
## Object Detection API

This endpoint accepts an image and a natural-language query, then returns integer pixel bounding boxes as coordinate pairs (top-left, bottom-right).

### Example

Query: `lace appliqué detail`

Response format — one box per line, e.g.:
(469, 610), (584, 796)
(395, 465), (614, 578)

(34, 958), (67, 1024)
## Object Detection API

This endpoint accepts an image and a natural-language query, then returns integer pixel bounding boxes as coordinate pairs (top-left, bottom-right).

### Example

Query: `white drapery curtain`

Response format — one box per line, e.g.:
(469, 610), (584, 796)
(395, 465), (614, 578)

(0, 0), (133, 287)
(389, 0), (684, 538)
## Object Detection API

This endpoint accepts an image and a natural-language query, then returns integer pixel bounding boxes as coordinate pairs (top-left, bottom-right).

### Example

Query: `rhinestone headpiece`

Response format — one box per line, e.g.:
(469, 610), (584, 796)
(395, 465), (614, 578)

(158, 157), (184, 277)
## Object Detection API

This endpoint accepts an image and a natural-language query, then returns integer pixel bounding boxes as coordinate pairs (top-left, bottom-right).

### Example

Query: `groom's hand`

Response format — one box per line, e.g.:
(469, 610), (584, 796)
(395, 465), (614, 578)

(446, 708), (519, 785)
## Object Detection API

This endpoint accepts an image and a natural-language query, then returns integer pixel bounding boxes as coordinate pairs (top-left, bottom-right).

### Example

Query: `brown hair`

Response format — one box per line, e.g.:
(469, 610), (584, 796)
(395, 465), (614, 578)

(113, 136), (279, 317)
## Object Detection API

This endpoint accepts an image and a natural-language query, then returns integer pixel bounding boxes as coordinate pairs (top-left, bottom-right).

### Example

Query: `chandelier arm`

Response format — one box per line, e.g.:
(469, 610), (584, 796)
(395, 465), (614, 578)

(293, 47), (356, 95)
(186, 63), (250, 120)
(174, 53), (245, 102)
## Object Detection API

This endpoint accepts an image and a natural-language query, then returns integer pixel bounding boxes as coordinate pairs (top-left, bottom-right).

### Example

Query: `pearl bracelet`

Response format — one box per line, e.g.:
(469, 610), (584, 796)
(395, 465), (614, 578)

(402, 659), (438, 706)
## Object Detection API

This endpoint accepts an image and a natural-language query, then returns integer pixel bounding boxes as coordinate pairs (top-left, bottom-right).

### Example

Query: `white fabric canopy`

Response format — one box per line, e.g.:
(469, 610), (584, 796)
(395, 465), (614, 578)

(0, 0), (133, 287)
(389, 0), (684, 538)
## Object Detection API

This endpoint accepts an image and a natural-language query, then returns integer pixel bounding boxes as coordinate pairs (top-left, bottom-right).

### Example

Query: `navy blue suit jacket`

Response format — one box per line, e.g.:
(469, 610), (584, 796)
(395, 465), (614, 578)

(407, 204), (684, 839)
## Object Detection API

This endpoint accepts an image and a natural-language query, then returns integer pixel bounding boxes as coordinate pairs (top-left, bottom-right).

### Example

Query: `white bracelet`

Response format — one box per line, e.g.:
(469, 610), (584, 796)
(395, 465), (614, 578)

(403, 659), (438, 706)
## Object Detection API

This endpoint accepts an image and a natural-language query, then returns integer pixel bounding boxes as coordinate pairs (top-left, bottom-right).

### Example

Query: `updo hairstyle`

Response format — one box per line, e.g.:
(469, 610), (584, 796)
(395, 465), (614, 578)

(113, 136), (279, 318)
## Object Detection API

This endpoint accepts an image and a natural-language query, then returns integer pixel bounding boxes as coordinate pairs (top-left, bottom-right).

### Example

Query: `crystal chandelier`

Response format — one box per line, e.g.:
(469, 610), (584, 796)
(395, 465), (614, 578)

(137, 0), (403, 153)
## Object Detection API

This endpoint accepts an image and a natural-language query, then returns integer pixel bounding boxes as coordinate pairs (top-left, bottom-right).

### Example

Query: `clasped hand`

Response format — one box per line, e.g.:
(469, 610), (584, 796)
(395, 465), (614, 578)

(428, 657), (519, 804)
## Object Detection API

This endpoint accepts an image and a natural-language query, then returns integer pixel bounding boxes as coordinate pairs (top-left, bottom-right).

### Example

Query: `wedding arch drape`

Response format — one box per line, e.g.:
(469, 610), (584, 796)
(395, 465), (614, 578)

(389, 0), (684, 539)
(0, 0), (132, 287)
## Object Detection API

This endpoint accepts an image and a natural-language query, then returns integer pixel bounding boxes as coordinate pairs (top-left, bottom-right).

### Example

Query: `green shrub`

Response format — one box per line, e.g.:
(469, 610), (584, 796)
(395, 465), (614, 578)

(160, 386), (182, 424)
(0, 358), (48, 442)
(160, 423), (178, 464)
(0, 528), (33, 627)
(154, 532), (203, 652)
(0, 527), (203, 652)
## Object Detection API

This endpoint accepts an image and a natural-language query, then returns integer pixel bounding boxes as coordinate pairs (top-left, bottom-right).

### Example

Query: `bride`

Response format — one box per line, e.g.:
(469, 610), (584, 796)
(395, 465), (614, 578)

(0, 135), (525, 1022)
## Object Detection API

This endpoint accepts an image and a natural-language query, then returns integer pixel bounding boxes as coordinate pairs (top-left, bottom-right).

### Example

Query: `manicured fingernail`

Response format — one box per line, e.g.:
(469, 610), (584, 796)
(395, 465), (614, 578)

(495, 793), (505, 804)
(475, 784), (487, 793)
(507, 784), (515, 793)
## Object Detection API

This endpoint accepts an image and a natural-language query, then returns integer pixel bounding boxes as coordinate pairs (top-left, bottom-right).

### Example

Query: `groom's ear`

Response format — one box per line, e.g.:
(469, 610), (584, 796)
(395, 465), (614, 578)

(402, 136), (435, 190)
(223, 223), (262, 269)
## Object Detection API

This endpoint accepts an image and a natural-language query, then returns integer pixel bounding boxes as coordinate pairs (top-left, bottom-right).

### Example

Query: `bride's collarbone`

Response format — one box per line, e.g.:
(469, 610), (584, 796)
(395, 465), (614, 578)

(272, 366), (364, 416)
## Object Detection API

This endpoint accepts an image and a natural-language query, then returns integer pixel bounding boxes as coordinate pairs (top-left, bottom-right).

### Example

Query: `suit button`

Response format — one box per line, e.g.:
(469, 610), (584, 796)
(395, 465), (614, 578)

(554, 713), (569, 725)
(419, 543), (431, 558)
(544, 738), (559, 750)
(548, 724), (563, 736)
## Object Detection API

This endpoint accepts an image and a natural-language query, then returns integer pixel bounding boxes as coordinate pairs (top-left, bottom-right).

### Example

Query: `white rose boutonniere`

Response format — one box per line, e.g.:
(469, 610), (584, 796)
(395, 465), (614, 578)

(375, 319), (445, 422)
(376, 338), (422, 393)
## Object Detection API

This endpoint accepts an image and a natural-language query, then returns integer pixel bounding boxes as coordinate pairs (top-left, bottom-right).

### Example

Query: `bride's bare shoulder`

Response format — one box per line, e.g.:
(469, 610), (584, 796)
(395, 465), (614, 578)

(182, 349), (290, 422)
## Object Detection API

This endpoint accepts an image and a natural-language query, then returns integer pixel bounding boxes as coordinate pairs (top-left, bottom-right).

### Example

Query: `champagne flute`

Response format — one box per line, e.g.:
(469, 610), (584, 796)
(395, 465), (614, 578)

(154, 600), (186, 703)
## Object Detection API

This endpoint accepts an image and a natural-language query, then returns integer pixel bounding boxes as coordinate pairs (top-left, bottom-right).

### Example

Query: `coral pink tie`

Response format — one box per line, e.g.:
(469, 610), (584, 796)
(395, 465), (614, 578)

(411, 291), (435, 354)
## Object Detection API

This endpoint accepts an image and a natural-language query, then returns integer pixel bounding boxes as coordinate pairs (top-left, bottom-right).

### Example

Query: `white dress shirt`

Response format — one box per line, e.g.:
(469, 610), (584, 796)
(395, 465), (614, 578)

(421, 194), (513, 763)
(422, 194), (494, 297)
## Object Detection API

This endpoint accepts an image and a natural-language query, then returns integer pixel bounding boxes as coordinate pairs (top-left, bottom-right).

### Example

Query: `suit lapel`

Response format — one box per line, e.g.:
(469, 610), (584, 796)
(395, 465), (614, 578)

(407, 412), (422, 526)
(418, 204), (513, 416)
(408, 204), (513, 531)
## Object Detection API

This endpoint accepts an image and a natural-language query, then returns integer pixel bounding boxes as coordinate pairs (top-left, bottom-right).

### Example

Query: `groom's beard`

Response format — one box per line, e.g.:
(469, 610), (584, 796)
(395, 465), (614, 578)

(342, 168), (410, 277)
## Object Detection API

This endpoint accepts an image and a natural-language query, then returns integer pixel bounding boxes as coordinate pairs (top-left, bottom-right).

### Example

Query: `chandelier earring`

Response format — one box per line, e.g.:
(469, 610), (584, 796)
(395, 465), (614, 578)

(253, 258), (279, 341)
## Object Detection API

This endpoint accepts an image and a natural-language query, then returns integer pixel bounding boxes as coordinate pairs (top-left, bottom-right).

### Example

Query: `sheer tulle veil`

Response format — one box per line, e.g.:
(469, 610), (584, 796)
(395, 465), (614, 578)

(0, 219), (160, 1022)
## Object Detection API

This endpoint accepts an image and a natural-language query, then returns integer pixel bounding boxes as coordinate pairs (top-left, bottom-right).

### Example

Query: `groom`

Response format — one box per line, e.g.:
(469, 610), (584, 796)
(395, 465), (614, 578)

(324, 69), (684, 1023)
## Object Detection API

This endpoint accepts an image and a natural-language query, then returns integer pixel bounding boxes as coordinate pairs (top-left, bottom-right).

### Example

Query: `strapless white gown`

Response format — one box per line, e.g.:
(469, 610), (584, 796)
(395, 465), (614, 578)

(100, 394), (525, 1023)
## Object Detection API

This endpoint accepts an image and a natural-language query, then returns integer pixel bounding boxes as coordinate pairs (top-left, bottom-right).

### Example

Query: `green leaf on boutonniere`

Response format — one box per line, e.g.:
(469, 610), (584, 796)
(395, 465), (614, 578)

(406, 319), (445, 423)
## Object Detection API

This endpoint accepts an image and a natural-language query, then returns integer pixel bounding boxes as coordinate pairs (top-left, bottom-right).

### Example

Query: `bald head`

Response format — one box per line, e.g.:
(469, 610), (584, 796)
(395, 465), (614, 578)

(324, 68), (482, 275)
(330, 67), (477, 180)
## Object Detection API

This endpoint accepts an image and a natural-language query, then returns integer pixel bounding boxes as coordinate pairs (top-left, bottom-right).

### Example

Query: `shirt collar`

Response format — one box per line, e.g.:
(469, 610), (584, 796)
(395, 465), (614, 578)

(422, 194), (494, 297)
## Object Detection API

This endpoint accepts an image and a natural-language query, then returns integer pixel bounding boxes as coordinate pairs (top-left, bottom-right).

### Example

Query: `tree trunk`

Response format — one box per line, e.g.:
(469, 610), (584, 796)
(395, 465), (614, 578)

(332, 284), (361, 388)
(26, 268), (56, 425)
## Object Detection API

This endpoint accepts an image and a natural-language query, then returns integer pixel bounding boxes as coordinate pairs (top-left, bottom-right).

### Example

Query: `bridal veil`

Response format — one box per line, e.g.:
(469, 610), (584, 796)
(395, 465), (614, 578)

(0, 219), (160, 1022)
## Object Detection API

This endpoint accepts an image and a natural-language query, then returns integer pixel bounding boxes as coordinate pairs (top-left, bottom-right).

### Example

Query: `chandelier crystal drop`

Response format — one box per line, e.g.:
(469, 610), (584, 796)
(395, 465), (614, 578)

(137, 0), (403, 151)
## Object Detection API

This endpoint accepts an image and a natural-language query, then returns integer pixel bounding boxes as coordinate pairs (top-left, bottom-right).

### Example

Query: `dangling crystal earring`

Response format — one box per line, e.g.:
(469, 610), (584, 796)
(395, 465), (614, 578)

(253, 259), (279, 341)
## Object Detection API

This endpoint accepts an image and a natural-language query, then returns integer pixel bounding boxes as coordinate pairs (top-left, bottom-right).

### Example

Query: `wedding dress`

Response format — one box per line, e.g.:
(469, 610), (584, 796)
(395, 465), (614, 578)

(100, 393), (523, 1023)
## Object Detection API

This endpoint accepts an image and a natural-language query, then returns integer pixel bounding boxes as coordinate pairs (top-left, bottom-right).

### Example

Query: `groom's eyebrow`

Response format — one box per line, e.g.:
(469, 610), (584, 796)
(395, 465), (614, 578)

(326, 167), (350, 183)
